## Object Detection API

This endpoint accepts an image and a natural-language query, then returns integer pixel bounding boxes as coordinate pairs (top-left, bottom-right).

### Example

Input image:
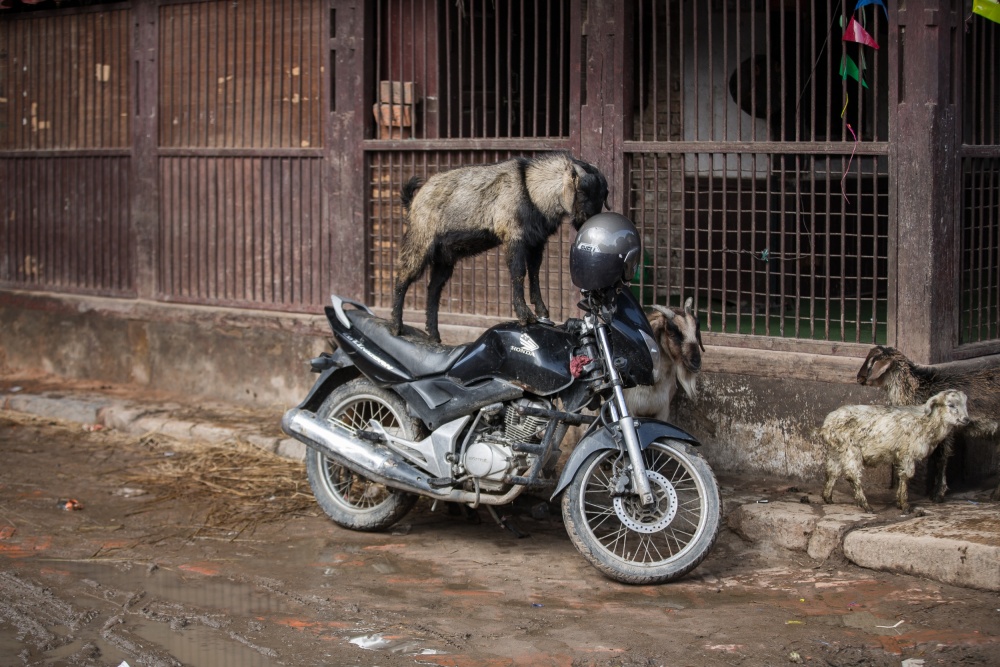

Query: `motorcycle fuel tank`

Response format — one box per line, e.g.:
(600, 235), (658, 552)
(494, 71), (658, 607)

(447, 322), (576, 396)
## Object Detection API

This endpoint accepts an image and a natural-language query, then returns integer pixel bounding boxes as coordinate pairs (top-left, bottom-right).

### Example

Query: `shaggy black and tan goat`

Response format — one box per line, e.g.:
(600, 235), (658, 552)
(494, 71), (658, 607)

(624, 298), (705, 422)
(820, 389), (970, 513)
(857, 345), (1000, 500)
(391, 153), (608, 342)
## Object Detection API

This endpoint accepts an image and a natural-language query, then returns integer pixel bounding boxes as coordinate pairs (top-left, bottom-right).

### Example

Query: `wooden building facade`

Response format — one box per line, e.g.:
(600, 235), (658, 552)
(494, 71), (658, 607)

(1, 0), (999, 376)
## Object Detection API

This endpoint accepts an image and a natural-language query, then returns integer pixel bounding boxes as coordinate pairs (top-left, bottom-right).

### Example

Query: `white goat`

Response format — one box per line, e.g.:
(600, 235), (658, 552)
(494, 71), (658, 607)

(624, 297), (704, 422)
(857, 345), (1000, 501)
(820, 390), (970, 513)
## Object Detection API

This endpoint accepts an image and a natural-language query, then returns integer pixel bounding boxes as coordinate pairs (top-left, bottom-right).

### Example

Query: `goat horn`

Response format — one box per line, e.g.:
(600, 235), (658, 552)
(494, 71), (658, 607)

(650, 304), (676, 318)
(683, 296), (694, 313)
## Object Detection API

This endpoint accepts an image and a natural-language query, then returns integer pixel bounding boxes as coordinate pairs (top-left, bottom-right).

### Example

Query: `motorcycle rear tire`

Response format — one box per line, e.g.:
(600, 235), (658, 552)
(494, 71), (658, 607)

(305, 379), (420, 532)
(562, 439), (720, 585)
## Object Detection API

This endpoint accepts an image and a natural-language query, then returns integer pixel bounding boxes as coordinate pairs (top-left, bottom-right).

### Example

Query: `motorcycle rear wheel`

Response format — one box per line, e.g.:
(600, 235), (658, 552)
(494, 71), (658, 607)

(562, 439), (720, 585)
(305, 379), (419, 531)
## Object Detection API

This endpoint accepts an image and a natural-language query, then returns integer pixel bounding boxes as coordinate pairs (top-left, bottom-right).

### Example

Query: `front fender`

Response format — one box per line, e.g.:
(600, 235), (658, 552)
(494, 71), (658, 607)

(551, 418), (700, 499)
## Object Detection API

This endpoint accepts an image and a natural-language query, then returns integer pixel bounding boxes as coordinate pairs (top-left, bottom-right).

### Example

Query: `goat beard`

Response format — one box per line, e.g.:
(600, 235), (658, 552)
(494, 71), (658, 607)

(676, 367), (698, 401)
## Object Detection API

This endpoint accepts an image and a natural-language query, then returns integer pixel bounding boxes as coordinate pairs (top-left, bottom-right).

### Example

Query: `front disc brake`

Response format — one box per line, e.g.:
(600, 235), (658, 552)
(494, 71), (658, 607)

(612, 470), (678, 534)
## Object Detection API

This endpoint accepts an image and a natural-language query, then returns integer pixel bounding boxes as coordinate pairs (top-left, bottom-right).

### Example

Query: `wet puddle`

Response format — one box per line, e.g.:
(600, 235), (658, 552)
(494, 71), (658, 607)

(349, 632), (445, 656)
(13, 556), (450, 665)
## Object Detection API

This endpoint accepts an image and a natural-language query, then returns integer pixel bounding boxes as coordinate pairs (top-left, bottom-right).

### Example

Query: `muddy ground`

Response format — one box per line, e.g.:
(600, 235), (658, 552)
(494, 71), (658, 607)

(1, 411), (998, 667)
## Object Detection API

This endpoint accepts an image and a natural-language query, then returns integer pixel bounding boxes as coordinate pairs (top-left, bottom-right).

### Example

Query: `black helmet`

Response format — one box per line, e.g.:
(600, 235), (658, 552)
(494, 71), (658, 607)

(569, 212), (642, 291)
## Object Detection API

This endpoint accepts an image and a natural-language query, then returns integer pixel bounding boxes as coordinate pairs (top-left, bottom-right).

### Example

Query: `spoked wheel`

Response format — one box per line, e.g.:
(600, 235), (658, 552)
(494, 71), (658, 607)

(305, 379), (420, 531)
(562, 439), (721, 584)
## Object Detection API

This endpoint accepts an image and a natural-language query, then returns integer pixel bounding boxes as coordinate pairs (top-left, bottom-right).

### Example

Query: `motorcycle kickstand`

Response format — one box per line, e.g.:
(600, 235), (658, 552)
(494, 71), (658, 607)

(486, 506), (530, 539)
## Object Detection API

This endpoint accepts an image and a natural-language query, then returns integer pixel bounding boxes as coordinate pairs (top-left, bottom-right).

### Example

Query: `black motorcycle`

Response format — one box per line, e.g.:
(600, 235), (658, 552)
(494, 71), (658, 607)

(282, 213), (720, 584)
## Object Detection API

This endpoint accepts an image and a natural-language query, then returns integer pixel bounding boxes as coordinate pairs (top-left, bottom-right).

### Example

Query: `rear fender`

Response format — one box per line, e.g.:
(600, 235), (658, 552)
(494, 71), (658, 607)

(551, 419), (700, 499)
(295, 361), (360, 413)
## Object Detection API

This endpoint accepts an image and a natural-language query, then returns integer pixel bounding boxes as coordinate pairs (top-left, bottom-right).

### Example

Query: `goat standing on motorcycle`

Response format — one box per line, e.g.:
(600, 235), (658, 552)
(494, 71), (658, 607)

(282, 213), (721, 585)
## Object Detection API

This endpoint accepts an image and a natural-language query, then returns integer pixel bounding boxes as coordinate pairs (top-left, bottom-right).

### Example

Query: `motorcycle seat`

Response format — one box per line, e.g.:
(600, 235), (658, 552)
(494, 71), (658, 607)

(344, 310), (467, 377)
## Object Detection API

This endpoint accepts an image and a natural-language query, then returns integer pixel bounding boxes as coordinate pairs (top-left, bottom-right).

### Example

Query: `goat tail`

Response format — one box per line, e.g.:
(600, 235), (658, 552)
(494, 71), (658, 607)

(400, 176), (425, 214)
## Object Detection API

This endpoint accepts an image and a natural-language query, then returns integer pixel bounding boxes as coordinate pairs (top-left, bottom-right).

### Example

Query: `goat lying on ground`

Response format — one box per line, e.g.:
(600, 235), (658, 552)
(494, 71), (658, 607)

(391, 153), (608, 342)
(857, 345), (1000, 500)
(820, 390), (970, 513)
(624, 298), (704, 422)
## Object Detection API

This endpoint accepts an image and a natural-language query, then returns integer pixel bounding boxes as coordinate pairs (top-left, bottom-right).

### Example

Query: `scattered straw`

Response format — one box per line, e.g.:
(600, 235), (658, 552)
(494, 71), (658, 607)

(124, 440), (317, 539)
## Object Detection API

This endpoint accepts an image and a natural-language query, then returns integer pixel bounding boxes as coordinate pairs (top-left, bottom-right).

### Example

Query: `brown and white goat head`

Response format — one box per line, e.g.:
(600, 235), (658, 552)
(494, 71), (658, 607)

(624, 297), (705, 422)
(650, 297), (705, 399)
(856, 345), (921, 402)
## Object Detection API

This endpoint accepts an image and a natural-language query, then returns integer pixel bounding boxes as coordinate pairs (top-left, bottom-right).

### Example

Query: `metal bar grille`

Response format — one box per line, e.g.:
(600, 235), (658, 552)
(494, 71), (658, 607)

(959, 11), (1000, 344)
(0, 9), (130, 149)
(628, 151), (888, 344)
(367, 0), (575, 329)
(156, 0), (325, 311)
(0, 9), (132, 296)
(635, 0), (888, 145)
(960, 157), (1000, 344)
(0, 156), (133, 295)
(158, 156), (324, 309)
(158, 0), (323, 149)
(372, 0), (571, 141)
(628, 0), (890, 344)
(368, 150), (577, 325)
(962, 16), (999, 147)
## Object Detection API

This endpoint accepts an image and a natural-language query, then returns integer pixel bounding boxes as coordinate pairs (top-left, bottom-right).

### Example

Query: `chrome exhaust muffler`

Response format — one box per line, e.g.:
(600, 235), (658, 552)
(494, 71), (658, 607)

(282, 407), (444, 497)
(282, 408), (528, 506)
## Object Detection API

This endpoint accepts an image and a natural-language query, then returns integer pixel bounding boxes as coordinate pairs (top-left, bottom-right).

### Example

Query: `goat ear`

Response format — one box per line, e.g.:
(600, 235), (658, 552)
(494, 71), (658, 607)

(866, 357), (893, 384)
(562, 163), (583, 214)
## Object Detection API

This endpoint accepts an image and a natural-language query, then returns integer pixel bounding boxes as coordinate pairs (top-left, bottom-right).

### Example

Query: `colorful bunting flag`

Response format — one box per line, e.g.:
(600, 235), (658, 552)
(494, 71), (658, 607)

(854, 0), (888, 18)
(843, 17), (880, 49)
(839, 55), (869, 89)
(973, 0), (1000, 24)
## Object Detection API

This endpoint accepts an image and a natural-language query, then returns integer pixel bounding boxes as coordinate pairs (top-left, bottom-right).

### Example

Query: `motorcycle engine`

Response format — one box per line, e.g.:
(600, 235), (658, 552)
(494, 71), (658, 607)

(461, 399), (550, 487)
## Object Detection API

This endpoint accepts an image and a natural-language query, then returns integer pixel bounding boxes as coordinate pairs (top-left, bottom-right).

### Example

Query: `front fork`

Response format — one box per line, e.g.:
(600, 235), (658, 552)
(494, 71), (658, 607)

(594, 321), (655, 506)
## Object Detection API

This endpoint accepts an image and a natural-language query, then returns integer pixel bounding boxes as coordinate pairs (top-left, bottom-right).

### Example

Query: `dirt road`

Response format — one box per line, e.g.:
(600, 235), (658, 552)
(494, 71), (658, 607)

(1, 412), (998, 666)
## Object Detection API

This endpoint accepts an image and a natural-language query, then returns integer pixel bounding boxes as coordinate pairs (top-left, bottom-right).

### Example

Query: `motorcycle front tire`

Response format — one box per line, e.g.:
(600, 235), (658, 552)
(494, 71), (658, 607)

(562, 439), (721, 585)
(305, 378), (420, 532)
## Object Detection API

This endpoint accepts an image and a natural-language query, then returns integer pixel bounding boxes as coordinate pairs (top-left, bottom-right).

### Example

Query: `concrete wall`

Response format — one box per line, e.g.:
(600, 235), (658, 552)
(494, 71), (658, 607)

(2, 290), (995, 487)
(674, 373), (878, 482)
(0, 292), (329, 411)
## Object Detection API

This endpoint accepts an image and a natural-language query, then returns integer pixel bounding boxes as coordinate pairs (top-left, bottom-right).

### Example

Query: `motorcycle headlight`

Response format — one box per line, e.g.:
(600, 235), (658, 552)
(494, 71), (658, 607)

(639, 328), (661, 383)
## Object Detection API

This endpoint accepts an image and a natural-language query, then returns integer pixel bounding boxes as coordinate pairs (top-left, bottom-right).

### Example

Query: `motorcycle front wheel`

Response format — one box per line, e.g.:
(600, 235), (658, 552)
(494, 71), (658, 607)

(562, 439), (720, 585)
(305, 379), (420, 532)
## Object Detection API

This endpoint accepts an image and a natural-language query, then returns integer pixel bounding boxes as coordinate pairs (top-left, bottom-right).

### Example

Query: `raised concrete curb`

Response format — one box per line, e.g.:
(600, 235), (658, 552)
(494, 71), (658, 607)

(727, 500), (877, 560)
(843, 507), (1000, 592)
(4, 393), (110, 425)
(1, 389), (303, 461)
(728, 499), (1000, 592)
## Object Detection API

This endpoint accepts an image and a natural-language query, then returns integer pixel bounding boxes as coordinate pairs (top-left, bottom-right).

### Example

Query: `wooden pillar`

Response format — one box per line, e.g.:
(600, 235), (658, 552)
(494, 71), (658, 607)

(327, 1), (370, 302)
(579, 0), (632, 212)
(893, 0), (960, 363)
(131, 2), (159, 300)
